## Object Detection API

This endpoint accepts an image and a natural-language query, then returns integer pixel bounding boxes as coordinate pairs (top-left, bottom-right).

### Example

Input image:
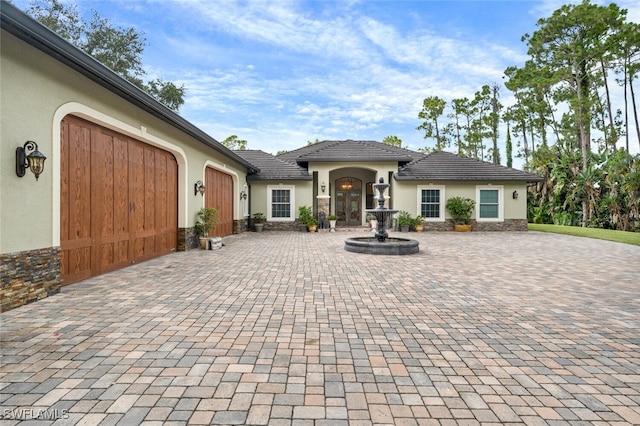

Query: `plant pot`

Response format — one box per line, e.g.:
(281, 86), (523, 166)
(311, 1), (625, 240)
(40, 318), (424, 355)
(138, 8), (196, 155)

(400, 225), (410, 232)
(370, 220), (378, 229)
(329, 220), (337, 231)
(308, 225), (317, 233)
(254, 223), (264, 232)
(299, 224), (308, 232)
(415, 225), (424, 232)
(454, 224), (472, 232)
(199, 237), (208, 249)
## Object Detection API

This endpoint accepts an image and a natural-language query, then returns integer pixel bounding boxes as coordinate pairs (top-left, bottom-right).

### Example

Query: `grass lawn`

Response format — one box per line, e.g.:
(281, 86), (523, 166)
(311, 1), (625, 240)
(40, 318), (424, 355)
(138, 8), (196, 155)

(528, 223), (640, 246)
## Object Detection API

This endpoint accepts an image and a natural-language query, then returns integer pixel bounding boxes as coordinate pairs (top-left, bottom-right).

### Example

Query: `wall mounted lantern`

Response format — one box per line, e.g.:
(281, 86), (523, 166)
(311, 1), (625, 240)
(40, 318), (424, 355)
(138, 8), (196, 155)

(321, 181), (326, 193)
(240, 190), (248, 200)
(16, 141), (46, 181)
(512, 190), (518, 200)
(194, 180), (205, 196)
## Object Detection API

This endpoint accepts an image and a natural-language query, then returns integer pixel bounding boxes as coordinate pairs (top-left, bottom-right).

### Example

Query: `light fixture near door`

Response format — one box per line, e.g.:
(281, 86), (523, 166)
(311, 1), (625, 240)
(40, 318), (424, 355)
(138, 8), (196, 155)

(194, 180), (206, 196)
(341, 179), (353, 190)
(16, 140), (46, 181)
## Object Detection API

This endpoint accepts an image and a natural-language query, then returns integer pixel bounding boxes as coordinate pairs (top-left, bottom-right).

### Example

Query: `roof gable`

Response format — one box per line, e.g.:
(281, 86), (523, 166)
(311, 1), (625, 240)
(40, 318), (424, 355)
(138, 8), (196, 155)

(396, 151), (544, 182)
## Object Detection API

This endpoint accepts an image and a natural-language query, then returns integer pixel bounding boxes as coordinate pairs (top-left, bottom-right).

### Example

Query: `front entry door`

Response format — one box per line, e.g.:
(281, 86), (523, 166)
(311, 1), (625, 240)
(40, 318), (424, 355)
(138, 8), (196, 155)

(335, 177), (362, 226)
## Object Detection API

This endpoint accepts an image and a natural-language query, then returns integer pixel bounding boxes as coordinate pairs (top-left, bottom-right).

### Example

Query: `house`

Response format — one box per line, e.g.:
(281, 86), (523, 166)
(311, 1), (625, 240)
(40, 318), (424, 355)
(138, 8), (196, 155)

(1, 3), (542, 312)
(0, 3), (256, 311)
(235, 140), (543, 231)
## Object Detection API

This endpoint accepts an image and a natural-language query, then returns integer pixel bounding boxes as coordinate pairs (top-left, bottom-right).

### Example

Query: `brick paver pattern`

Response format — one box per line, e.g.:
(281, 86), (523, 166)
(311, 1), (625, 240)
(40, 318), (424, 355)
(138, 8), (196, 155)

(1, 231), (639, 425)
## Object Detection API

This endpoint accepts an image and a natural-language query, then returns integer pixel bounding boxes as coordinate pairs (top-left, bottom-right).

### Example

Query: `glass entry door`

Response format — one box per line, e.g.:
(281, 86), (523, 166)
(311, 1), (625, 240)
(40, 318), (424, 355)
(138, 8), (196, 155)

(335, 178), (362, 226)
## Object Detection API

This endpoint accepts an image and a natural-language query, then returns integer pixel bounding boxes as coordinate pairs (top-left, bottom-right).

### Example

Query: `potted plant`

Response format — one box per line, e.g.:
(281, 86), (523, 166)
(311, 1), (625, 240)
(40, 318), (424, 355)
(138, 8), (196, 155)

(195, 207), (219, 248)
(306, 216), (318, 232)
(396, 211), (413, 232)
(298, 205), (313, 232)
(414, 216), (424, 232)
(367, 213), (377, 230)
(445, 196), (475, 232)
(328, 214), (338, 231)
(252, 212), (266, 232)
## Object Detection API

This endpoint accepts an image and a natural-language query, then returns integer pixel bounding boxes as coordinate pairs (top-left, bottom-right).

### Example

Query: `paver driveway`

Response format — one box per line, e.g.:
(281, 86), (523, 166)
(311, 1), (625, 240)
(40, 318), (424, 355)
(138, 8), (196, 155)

(1, 231), (639, 425)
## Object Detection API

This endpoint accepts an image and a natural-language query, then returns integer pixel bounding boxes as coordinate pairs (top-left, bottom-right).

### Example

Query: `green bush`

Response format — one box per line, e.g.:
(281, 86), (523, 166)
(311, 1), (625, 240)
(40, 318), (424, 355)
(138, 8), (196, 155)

(195, 207), (219, 237)
(298, 205), (313, 225)
(396, 211), (413, 227)
(445, 197), (475, 225)
(252, 212), (266, 223)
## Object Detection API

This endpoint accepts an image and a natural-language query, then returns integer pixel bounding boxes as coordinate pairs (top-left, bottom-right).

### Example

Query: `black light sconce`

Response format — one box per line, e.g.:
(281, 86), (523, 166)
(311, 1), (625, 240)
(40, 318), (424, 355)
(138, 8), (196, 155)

(321, 181), (326, 193)
(512, 190), (518, 200)
(16, 141), (46, 181)
(240, 190), (247, 200)
(194, 180), (205, 196)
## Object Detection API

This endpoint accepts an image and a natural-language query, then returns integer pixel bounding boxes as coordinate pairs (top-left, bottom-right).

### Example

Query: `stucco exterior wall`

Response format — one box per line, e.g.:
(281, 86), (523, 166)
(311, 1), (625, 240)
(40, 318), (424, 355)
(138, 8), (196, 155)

(1, 31), (247, 255)
(392, 180), (529, 221)
(249, 180), (313, 222)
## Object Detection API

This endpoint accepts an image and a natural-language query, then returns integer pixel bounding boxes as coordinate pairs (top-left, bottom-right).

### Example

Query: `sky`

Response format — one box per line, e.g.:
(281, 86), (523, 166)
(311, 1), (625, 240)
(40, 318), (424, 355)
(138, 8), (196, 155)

(12, 0), (640, 169)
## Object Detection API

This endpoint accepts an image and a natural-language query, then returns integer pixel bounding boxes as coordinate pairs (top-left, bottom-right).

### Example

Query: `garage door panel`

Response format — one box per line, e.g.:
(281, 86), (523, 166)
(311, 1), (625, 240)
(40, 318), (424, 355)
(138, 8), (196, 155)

(61, 115), (177, 284)
(61, 246), (92, 283)
(99, 241), (129, 273)
(60, 119), (92, 285)
(95, 130), (132, 274)
(68, 124), (92, 241)
(205, 167), (233, 237)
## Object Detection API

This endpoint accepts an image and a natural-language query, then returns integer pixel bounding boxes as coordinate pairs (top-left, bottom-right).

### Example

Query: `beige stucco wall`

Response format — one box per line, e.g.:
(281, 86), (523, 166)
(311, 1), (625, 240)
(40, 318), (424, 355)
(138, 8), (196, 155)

(392, 180), (529, 220)
(1, 31), (247, 254)
(248, 180), (313, 221)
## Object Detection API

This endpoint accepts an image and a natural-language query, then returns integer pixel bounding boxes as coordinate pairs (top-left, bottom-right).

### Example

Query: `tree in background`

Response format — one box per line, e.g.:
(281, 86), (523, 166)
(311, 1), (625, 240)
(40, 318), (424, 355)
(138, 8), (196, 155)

(27, 0), (186, 111)
(382, 135), (403, 147)
(504, 0), (639, 229)
(221, 135), (247, 150)
(417, 96), (448, 150)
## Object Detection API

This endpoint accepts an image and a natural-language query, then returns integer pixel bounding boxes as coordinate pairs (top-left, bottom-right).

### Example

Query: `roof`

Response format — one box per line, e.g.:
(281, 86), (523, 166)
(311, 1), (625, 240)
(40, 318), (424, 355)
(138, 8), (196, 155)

(234, 150), (312, 181)
(277, 140), (422, 164)
(395, 150), (544, 182)
(0, 2), (256, 173)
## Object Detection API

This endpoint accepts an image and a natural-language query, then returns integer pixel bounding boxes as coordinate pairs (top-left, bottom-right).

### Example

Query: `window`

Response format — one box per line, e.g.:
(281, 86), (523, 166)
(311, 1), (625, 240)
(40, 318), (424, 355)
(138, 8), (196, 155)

(417, 186), (445, 221)
(476, 186), (503, 221)
(267, 185), (295, 221)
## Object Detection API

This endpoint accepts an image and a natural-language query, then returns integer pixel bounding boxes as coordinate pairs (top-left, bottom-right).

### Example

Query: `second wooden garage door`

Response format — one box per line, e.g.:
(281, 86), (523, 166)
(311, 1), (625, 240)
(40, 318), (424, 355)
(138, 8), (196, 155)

(60, 115), (178, 285)
(205, 167), (233, 237)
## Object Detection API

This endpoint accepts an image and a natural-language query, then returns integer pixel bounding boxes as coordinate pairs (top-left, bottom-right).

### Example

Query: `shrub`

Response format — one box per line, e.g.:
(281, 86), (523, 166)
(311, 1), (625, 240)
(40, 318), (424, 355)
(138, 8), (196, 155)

(445, 197), (475, 225)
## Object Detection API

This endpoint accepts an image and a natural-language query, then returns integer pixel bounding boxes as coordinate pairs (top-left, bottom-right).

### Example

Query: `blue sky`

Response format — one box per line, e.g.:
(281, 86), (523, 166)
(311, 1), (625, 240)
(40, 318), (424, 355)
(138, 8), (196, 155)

(12, 0), (640, 168)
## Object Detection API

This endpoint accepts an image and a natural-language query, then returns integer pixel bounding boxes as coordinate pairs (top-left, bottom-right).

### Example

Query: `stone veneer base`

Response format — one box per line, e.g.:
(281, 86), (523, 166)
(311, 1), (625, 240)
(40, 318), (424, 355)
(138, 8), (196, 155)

(1, 247), (61, 312)
(422, 219), (528, 232)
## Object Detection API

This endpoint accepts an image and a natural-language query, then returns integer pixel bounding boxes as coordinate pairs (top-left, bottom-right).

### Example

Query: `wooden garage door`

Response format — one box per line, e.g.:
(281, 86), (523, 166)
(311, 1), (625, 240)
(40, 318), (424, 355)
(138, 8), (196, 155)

(205, 167), (233, 237)
(60, 115), (178, 285)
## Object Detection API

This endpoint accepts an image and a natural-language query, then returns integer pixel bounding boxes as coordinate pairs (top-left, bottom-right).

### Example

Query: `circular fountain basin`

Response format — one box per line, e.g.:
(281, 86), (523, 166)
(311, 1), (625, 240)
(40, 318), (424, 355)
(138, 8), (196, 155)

(344, 237), (419, 255)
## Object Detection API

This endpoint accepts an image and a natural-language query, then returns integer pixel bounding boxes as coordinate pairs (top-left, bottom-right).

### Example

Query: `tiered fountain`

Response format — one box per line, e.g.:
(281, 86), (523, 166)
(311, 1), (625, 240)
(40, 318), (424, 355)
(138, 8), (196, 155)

(344, 178), (419, 255)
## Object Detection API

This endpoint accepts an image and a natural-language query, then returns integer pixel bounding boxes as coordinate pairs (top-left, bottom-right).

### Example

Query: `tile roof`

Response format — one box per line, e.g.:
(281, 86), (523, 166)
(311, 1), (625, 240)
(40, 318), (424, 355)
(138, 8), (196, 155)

(395, 150), (544, 182)
(277, 140), (421, 163)
(234, 150), (312, 181)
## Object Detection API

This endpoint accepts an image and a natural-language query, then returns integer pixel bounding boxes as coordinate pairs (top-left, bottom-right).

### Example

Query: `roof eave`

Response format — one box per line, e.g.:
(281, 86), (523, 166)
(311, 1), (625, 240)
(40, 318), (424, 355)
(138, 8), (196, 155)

(395, 175), (544, 182)
(247, 176), (313, 182)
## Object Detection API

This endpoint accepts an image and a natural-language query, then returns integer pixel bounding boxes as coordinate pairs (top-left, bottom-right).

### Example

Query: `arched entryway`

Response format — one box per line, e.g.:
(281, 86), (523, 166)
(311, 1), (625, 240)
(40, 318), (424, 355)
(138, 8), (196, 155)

(335, 177), (362, 226)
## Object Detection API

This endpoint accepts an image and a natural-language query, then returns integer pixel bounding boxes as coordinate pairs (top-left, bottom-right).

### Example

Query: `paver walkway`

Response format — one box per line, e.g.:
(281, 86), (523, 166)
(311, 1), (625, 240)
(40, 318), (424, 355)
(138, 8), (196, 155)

(1, 231), (639, 425)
